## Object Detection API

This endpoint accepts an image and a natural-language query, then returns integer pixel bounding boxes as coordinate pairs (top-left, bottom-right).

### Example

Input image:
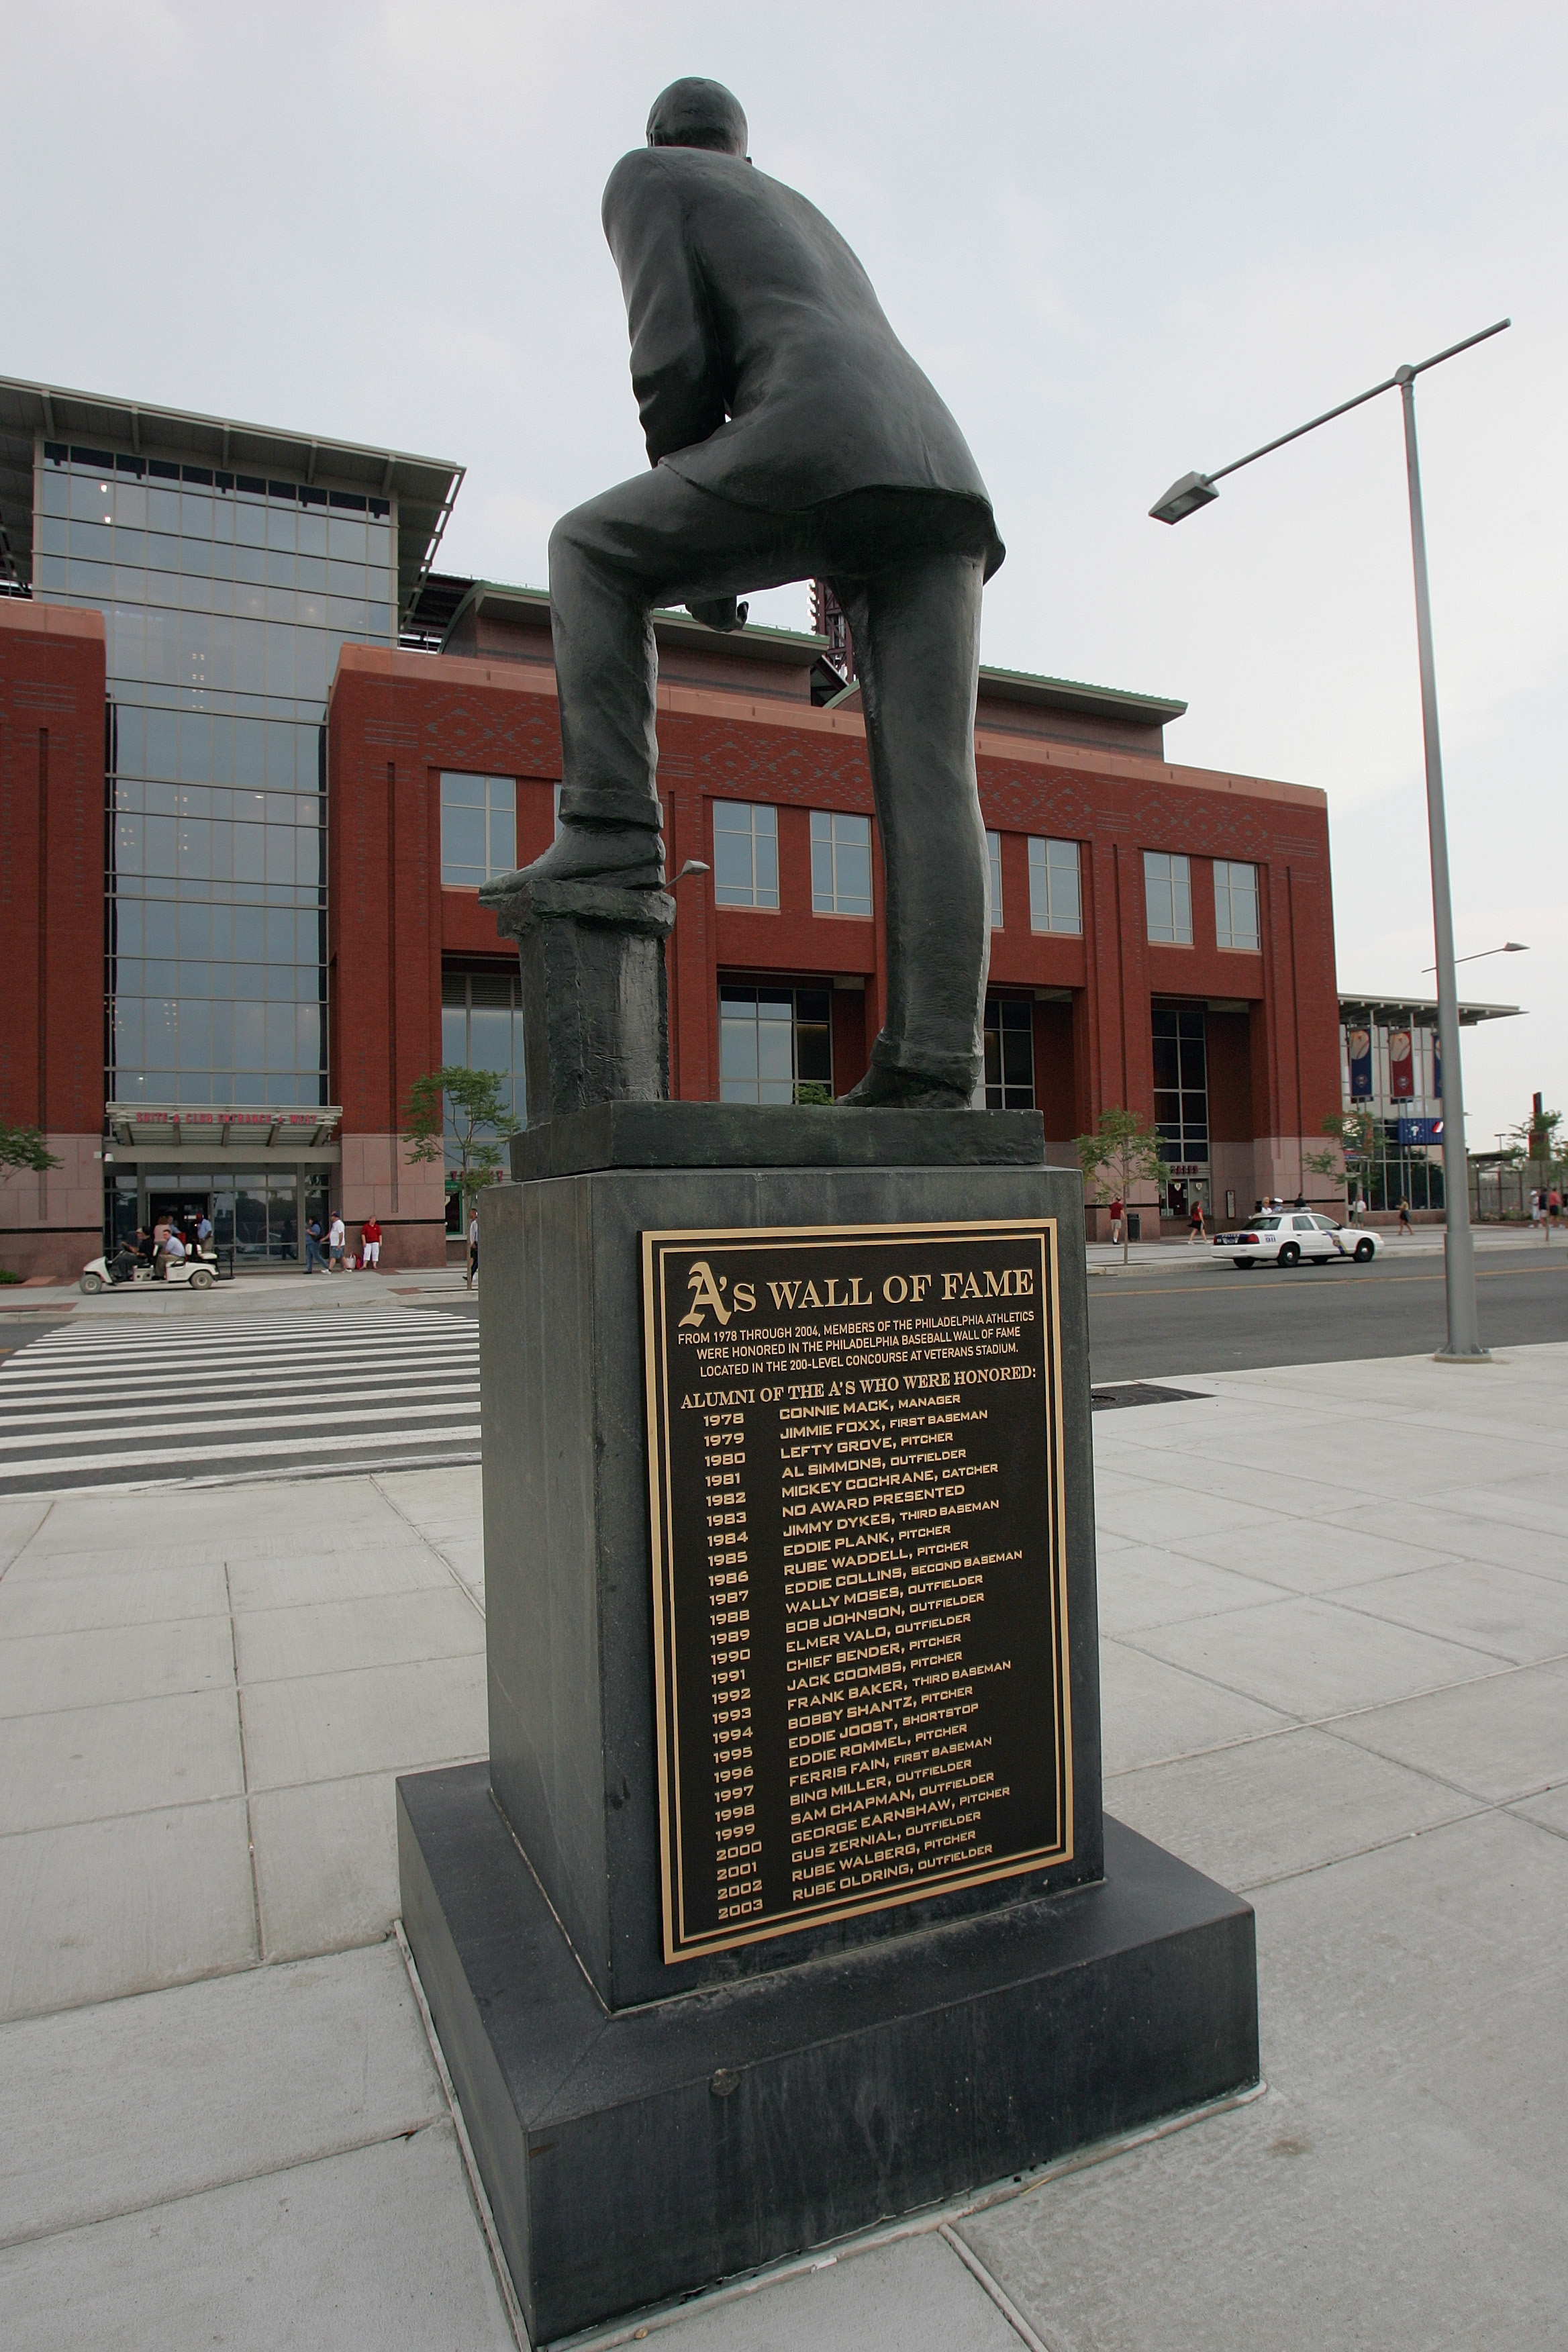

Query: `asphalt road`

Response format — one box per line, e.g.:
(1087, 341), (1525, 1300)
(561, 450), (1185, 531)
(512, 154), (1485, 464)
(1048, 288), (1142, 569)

(1087, 1245), (1567, 1383)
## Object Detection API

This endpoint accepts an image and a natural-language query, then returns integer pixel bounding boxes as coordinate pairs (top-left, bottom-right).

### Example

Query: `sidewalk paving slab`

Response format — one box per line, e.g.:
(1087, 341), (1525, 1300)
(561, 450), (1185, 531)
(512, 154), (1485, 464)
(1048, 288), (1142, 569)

(0, 2125), (515, 2352)
(0, 1687), (245, 1838)
(0, 1940), (439, 2246)
(0, 1800), (257, 2020)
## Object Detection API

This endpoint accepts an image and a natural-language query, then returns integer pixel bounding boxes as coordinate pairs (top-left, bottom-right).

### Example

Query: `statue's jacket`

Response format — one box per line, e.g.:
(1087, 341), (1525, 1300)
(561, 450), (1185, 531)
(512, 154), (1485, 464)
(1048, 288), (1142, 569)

(602, 146), (1003, 575)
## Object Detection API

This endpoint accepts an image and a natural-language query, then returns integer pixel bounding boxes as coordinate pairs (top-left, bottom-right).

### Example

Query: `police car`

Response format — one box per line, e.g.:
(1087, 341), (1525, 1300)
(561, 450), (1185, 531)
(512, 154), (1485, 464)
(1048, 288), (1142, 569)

(1214, 1210), (1383, 1268)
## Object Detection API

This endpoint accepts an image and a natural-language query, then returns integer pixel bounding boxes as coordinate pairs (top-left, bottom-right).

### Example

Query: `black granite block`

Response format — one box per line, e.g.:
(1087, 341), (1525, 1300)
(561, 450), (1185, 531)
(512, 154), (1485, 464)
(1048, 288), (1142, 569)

(478, 1159), (1103, 2012)
(399, 1765), (1260, 2348)
(508, 1101), (1048, 1182)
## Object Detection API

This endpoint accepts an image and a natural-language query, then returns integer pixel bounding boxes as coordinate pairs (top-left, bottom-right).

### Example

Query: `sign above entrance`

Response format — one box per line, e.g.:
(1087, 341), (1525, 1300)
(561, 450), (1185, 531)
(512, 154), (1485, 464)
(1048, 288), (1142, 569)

(104, 1105), (342, 1156)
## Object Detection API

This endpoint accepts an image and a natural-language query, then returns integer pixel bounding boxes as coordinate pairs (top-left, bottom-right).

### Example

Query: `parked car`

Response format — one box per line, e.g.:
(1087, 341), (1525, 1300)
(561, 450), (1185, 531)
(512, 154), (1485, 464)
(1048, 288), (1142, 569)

(1214, 1212), (1382, 1268)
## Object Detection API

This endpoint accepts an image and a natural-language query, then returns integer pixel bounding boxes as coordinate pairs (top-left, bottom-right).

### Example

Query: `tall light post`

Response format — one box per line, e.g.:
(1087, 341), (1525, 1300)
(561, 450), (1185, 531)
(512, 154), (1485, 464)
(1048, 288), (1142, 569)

(1150, 318), (1510, 1362)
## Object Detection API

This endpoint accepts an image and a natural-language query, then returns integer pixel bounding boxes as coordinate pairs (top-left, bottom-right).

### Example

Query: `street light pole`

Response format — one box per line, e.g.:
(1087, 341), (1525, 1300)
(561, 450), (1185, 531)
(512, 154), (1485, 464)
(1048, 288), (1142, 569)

(1150, 317), (1509, 1361)
(1396, 371), (1483, 1357)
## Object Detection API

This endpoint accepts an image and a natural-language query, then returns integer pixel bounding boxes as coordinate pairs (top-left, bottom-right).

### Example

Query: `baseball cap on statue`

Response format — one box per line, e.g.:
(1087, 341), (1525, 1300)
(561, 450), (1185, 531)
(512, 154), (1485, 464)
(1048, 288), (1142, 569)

(646, 78), (748, 157)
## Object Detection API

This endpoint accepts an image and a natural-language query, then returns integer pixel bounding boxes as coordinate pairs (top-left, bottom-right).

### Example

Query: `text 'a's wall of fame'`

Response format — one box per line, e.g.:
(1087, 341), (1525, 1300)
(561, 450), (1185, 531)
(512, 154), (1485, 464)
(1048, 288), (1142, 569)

(642, 1220), (1072, 1961)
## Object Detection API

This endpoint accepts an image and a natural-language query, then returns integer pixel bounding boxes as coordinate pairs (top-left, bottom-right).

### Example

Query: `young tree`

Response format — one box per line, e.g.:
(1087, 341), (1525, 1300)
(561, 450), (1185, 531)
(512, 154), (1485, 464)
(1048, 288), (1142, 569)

(1514, 1105), (1563, 1169)
(403, 1067), (516, 1227)
(0, 1124), (61, 1175)
(1075, 1106), (1166, 1265)
(1303, 1109), (1377, 1204)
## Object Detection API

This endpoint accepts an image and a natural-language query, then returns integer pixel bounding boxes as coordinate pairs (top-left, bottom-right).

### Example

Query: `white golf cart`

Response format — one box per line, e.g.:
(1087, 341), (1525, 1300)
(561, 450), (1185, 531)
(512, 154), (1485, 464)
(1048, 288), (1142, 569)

(79, 1244), (223, 1295)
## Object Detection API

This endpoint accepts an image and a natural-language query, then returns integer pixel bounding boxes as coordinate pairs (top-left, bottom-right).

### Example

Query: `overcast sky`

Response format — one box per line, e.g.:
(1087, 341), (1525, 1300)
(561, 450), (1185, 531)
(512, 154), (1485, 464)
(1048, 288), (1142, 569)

(9, 1), (1563, 1145)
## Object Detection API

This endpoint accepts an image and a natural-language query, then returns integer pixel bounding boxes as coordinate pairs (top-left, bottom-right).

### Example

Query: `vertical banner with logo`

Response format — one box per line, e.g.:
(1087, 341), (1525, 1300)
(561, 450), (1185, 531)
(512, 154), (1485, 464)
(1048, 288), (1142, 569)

(1389, 1029), (1415, 1100)
(1432, 1039), (1442, 1101)
(1347, 1028), (1373, 1101)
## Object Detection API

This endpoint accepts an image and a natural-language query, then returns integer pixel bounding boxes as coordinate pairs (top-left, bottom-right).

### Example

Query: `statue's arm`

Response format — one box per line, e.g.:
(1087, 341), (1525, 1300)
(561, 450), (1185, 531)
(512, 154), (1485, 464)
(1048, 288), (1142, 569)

(603, 154), (726, 465)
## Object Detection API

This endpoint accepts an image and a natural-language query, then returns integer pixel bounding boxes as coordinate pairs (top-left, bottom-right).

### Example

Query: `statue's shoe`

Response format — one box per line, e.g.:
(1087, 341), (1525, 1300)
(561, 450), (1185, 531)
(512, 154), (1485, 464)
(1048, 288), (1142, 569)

(841, 1058), (975, 1110)
(491, 822), (665, 893)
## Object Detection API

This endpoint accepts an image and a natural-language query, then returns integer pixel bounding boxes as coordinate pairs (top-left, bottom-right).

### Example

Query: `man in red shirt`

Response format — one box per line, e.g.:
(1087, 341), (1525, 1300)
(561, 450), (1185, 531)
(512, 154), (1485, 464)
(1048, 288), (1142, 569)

(360, 1217), (383, 1271)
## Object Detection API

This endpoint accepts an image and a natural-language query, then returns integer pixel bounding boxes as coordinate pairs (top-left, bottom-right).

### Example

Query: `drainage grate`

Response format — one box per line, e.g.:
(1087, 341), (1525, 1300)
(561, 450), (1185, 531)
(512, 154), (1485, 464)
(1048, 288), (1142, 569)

(1091, 1381), (1210, 1412)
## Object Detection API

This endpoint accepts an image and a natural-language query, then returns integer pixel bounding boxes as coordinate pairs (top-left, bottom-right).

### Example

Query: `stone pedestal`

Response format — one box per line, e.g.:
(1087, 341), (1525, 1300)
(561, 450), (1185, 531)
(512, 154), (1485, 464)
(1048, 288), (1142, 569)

(398, 1106), (1260, 2344)
(479, 874), (675, 1120)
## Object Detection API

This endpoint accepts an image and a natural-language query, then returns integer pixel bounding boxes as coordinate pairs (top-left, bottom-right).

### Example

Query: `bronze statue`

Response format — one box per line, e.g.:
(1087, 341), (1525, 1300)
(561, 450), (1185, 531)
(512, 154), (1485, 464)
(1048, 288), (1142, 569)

(511, 77), (1004, 1108)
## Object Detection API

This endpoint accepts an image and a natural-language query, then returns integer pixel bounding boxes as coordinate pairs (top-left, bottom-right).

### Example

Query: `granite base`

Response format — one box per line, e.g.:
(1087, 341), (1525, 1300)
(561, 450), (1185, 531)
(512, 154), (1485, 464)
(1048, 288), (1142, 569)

(398, 1763), (1259, 2347)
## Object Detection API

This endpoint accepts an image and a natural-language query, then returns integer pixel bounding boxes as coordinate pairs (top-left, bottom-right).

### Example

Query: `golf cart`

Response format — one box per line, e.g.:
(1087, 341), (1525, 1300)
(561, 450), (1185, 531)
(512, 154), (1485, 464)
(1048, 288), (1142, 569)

(79, 1242), (224, 1295)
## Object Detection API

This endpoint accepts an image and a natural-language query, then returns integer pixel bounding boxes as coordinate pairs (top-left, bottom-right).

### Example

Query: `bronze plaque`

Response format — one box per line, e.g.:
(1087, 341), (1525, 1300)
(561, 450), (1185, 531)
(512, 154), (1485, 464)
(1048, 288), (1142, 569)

(642, 1218), (1072, 1961)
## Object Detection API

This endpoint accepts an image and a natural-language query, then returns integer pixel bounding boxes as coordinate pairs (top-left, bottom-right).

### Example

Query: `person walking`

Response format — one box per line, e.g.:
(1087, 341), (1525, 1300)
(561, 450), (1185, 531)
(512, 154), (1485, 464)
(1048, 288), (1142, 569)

(1397, 1197), (1413, 1238)
(1549, 1185), (1563, 1243)
(1108, 1197), (1124, 1248)
(195, 1210), (213, 1253)
(328, 1212), (346, 1273)
(1187, 1197), (1206, 1246)
(360, 1216), (382, 1271)
(466, 1205), (480, 1291)
(304, 1216), (326, 1275)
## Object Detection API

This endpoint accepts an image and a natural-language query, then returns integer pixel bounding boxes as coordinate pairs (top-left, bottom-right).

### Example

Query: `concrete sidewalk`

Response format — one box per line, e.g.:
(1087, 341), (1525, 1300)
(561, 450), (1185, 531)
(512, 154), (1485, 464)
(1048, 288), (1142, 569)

(1, 1263), (477, 1320)
(1, 1346), (1564, 2347)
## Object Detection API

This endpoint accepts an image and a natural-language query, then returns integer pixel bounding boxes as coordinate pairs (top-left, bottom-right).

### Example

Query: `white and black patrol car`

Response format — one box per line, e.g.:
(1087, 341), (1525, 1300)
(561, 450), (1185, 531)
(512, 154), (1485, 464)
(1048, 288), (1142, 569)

(1214, 1211), (1383, 1269)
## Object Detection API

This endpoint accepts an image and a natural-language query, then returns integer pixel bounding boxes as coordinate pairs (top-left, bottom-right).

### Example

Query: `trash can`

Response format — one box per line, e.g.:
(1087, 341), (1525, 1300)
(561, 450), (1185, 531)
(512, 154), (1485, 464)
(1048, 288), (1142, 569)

(1126, 1212), (1141, 1242)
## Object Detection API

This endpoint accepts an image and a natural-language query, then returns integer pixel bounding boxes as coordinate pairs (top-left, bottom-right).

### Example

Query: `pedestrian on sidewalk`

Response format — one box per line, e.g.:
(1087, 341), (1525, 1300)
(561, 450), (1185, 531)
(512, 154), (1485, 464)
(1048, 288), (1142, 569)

(1397, 1197), (1413, 1237)
(328, 1213), (346, 1273)
(304, 1217), (326, 1274)
(467, 1206), (480, 1291)
(1187, 1198), (1206, 1245)
(1108, 1197), (1124, 1247)
(360, 1216), (382, 1271)
(195, 1210), (213, 1254)
(1549, 1185), (1562, 1242)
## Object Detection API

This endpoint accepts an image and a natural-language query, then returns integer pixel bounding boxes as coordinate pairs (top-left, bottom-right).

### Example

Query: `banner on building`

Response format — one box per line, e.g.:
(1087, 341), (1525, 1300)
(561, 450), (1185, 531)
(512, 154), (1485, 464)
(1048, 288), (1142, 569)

(1347, 1028), (1373, 1100)
(1397, 1116), (1443, 1146)
(1389, 1028), (1415, 1099)
(1433, 1040), (1441, 1099)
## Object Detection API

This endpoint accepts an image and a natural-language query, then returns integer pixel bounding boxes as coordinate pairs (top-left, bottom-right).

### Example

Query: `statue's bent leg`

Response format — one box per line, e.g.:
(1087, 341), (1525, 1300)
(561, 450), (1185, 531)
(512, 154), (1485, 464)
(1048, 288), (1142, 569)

(838, 552), (989, 1108)
(529, 491), (667, 883)
(524, 473), (812, 890)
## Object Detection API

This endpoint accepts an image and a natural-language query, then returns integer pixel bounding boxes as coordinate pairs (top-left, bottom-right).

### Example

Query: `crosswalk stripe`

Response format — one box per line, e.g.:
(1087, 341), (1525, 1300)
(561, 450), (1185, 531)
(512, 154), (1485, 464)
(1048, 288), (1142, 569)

(0, 1381), (480, 1435)
(0, 1306), (483, 1496)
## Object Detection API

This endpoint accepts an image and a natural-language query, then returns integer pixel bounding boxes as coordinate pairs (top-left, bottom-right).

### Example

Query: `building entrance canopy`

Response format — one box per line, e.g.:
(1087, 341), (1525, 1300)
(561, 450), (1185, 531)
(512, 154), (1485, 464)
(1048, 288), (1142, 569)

(105, 1104), (341, 1159)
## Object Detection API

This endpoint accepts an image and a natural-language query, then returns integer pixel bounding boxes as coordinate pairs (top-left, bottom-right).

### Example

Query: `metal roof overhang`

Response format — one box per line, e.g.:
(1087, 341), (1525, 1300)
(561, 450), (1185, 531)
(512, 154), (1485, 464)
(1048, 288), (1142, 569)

(0, 377), (463, 624)
(104, 1106), (343, 1159)
(1337, 993), (1524, 1028)
(826, 663), (1189, 726)
(975, 665), (1187, 726)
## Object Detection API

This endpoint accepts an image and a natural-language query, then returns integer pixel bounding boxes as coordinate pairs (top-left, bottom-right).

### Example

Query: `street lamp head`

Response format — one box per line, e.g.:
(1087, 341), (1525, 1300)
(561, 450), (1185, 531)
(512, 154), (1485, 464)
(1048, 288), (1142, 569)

(1502, 940), (1528, 952)
(1149, 472), (1219, 526)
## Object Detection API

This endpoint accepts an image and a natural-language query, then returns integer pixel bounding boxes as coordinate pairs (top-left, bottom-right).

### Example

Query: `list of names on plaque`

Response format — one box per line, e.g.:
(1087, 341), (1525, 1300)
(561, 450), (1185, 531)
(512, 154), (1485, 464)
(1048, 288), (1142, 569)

(643, 1219), (1072, 1960)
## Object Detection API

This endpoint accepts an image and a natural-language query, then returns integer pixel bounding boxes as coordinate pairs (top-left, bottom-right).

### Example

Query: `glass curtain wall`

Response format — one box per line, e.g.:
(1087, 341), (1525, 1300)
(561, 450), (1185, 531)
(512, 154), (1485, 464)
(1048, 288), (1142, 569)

(1151, 1005), (1209, 1167)
(719, 983), (833, 1103)
(35, 443), (397, 1107)
(441, 969), (526, 1230)
(981, 998), (1034, 1108)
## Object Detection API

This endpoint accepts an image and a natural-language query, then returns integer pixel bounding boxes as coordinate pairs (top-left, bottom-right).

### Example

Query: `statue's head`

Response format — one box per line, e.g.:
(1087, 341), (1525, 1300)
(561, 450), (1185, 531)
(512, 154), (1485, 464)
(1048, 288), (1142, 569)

(646, 78), (748, 158)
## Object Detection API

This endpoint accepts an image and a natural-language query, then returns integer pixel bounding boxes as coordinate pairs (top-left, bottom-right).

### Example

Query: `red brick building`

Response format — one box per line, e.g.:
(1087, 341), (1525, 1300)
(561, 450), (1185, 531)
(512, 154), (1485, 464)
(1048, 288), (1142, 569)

(0, 380), (1342, 1281)
(325, 585), (1341, 1266)
(0, 601), (111, 1277)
